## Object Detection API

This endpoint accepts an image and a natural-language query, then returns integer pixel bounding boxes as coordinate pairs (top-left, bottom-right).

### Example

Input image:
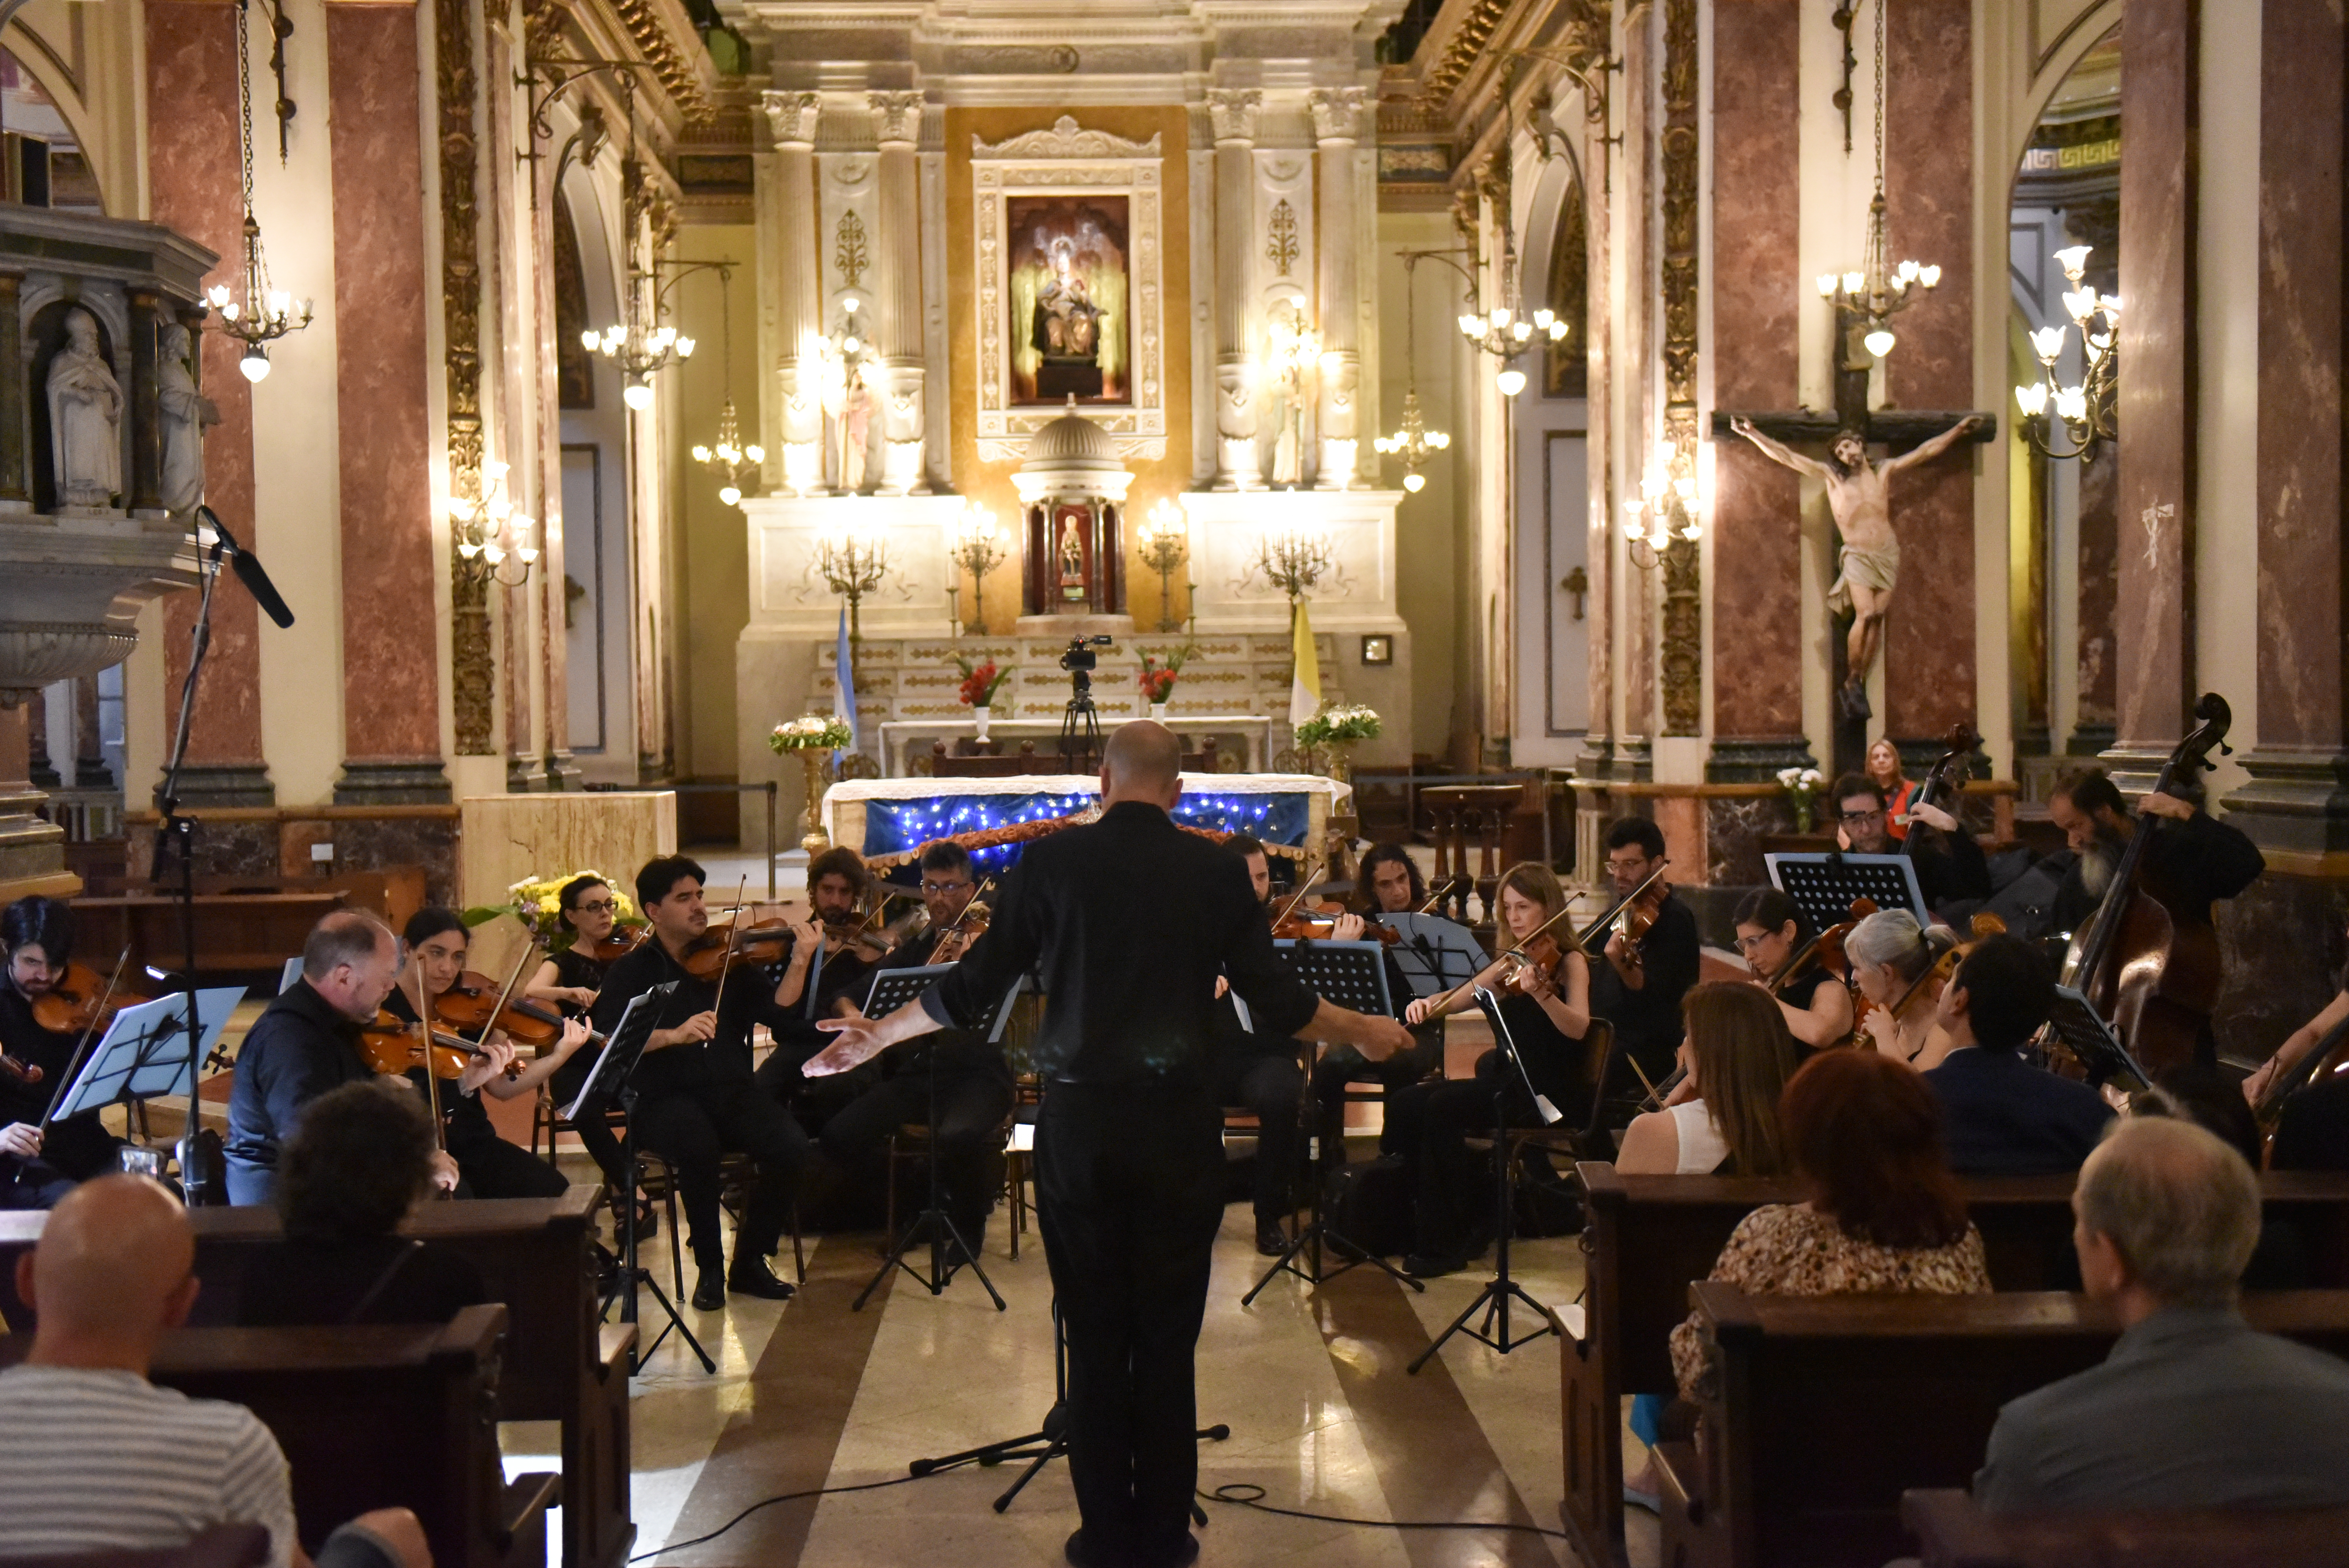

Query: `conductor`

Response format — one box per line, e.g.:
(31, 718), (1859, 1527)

(808, 722), (1411, 1568)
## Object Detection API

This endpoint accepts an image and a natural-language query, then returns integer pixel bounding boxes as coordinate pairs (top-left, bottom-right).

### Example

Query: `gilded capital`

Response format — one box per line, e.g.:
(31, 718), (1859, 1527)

(1205, 88), (1262, 145)
(869, 90), (926, 147)
(762, 89), (821, 150)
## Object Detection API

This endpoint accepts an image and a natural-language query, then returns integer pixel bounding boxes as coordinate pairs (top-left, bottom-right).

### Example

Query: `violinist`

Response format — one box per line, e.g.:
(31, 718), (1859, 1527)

(1385, 863), (1591, 1279)
(0, 897), (120, 1207)
(2246, 925), (2349, 1172)
(1730, 889), (1853, 1051)
(525, 874), (625, 1013)
(1867, 738), (1918, 843)
(1588, 818), (1701, 1089)
(589, 855), (811, 1310)
(754, 847), (891, 1121)
(1212, 835), (1317, 1255)
(1310, 844), (1446, 1186)
(379, 908), (586, 1201)
(2047, 768), (2265, 969)
(1845, 909), (1957, 1067)
(226, 910), (456, 1206)
(817, 843), (1014, 1258)
(1353, 843), (1424, 923)
(1833, 772), (1990, 915)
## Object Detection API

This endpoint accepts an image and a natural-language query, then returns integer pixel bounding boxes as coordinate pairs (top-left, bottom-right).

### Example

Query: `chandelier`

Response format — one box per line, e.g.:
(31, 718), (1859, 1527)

(1252, 522), (1334, 601)
(1375, 255), (1451, 491)
(1621, 440), (1702, 568)
(948, 503), (1008, 637)
(584, 270), (694, 411)
(1453, 176), (1565, 397)
(1816, 0), (1938, 360)
(448, 459), (539, 586)
(689, 266), (761, 506)
(2015, 244), (2119, 462)
(1136, 501), (1191, 632)
(206, 0), (312, 383)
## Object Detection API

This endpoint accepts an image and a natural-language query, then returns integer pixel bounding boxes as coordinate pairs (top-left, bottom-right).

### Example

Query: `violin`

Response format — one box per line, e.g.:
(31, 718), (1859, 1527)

(430, 968), (563, 1051)
(578, 925), (648, 965)
(1500, 932), (1564, 994)
(1575, 860), (1672, 957)
(1855, 912), (2008, 1055)
(357, 1010), (519, 1080)
(30, 959), (154, 1041)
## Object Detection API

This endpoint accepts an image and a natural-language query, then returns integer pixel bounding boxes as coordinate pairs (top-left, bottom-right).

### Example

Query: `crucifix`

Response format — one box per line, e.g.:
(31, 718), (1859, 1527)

(1710, 305), (1995, 752)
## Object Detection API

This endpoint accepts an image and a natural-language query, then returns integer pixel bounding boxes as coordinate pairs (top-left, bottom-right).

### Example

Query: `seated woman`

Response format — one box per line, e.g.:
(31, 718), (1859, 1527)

(238, 1079), (491, 1326)
(382, 908), (588, 1201)
(1729, 889), (1853, 1052)
(1844, 908), (1957, 1068)
(1616, 982), (1800, 1177)
(0, 895), (121, 1208)
(533, 875), (640, 1209)
(1667, 1049), (1989, 1404)
(1386, 862), (1591, 1278)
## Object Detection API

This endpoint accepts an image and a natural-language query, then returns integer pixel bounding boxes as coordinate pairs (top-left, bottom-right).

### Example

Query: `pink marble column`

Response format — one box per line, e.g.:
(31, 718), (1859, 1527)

(1705, 0), (1811, 779)
(1880, 0), (1977, 752)
(2225, 0), (2349, 850)
(2111, 0), (2197, 780)
(145, 0), (271, 804)
(326, 2), (447, 803)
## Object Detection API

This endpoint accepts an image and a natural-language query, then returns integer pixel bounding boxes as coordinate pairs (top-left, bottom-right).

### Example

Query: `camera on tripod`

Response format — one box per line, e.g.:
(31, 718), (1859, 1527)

(1057, 635), (1114, 771)
(1059, 634), (1112, 673)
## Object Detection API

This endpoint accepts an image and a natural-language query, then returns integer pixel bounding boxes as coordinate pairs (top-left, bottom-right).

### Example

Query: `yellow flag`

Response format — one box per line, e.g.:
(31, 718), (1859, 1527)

(1288, 598), (1321, 731)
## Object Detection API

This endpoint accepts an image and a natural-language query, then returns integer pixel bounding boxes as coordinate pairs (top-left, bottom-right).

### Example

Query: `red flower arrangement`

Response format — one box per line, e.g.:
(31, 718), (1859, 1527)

(955, 654), (1012, 707)
(1138, 648), (1188, 705)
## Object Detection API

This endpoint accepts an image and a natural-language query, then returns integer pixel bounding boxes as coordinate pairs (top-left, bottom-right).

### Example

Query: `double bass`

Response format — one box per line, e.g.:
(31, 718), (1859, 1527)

(2060, 692), (2234, 1079)
(1901, 722), (1983, 860)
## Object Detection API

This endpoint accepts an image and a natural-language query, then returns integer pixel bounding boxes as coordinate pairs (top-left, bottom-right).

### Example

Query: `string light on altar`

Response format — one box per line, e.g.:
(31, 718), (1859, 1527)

(1818, 0), (1938, 362)
(1621, 439), (1703, 570)
(1137, 501), (1192, 633)
(947, 502), (1008, 638)
(446, 460), (539, 587)
(2014, 244), (2119, 463)
(815, 509), (890, 644)
(207, 0), (312, 383)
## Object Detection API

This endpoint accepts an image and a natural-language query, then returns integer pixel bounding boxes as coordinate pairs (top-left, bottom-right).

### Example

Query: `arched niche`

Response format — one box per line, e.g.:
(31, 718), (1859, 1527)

(0, 39), (105, 213)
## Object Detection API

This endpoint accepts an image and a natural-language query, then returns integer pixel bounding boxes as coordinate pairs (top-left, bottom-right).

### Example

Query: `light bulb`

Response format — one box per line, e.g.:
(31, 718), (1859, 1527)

(1863, 327), (1896, 358)
(517, 544), (541, 564)
(1403, 472), (1425, 493)
(1374, 435), (1395, 453)
(1897, 260), (1920, 282)
(457, 539), (481, 559)
(1654, 439), (1676, 468)
(1680, 522), (1702, 542)
(843, 336), (861, 354)
(2063, 287), (2097, 324)
(1457, 314), (1478, 336)
(747, 445), (765, 463)
(445, 495), (477, 522)
(2054, 386), (2089, 423)
(484, 542), (506, 565)
(206, 284), (231, 308)
(1918, 264), (1941, 287)
(1843, 271), (1864, 296)
(692, 445), (713, 463)
(1428, 432), (1450, 449)
(1495, 367), (1526, 397)
(2099, 293), (2123, 316)
(2052, 244), (2092, 281)
(1673, 476), (1697, 503)
(267, 289), (291, 316)
(1547, 319), (1568, 340)
(844, 298), (860, 314)
(1624, 519), (1645, 541)
(2015, 382), (2049, 417)
(719, 485), (742, 507)
(2031, 326), (2068, 364)
(484, 460), (509, 479)
(1533, 309), (1555, 328)
(220, 301), (242, 323)
(676, 336), (696, 357)
(1512, 321), (1532, 341)
(239, 346), (270, 382)
(1490, 306), (1512, 328)
(623, 381), (654, 411)
(1817, 273), (1839, 298)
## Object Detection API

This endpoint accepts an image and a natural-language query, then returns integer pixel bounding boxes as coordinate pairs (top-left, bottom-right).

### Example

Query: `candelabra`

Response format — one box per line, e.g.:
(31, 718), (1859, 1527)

(206, 0), (312, 384)
(1252, 522), (1334, 602)
(947, 503), (1008, 637)
(816, 515), (890, 644)
(1817, 0), (1938, 362)
(448, 460), (540, 587)
(2014, 244), (2119, 463)
(1620, 440), (1702, 570)
(691, 398), (764, 509)
(1137, 500), (1192, 632)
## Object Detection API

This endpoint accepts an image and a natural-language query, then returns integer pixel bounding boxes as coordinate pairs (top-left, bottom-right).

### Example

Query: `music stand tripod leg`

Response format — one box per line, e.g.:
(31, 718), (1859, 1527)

(1243, 1040), (1423, 1303)
(854, 1064), (1008, 1311)
(618, 1087), (715, 1376)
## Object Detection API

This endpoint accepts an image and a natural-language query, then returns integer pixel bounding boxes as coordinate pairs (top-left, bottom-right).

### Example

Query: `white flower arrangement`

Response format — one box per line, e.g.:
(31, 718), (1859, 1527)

(495, 870), (640, 945)
(770, 714), (853, 753)
(1775, 766), (1827, 829)
(1296, 703), (1382, 748)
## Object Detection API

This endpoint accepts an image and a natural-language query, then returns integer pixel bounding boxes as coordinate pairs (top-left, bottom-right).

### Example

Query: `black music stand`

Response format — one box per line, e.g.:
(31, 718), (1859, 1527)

(1242, 939), (1423, 1302)
(1765, 851), (1928, 931)
(47, 990), (242, 1129)
(568, 984), (713, 1374)
(2040, 984), (2153, 1092)
(852, 966), (1023, 1312)
(1376, 913), (1485, 1000)
(1407, 986), (1562, 1373)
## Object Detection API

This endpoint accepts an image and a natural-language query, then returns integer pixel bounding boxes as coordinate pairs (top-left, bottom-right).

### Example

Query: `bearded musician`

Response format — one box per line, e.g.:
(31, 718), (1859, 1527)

(0, 896), (122, 1207)
(2047, 769), (2265, 948)
(754, 845), (894, 1120)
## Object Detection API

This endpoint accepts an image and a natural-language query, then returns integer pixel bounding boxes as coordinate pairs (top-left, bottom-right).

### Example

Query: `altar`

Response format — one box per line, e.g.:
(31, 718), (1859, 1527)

(822, 772), (1351, 871)
(877, 713), (1275, 776)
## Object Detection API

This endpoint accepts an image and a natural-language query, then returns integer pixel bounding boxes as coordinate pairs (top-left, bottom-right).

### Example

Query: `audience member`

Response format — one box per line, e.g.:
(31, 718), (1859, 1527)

(1616, 982), (1800, 1177)
(1975, 1117), (2349, 1512)
(0, 1175), (431, 1568)
(2136, 1065), (2309, 1288)
(236, 1081), (489, 1327)
(1923, 934), (2113, 1175)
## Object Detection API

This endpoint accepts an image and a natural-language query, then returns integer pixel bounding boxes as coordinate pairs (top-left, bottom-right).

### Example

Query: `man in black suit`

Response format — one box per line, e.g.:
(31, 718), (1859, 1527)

(808, 723), (1410, 1568)
(1587, 817), (1701, 1092)
(1924, 933), (2113, 1176)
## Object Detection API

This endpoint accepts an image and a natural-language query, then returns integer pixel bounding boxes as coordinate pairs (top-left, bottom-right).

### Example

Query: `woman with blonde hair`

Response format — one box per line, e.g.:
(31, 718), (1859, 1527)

(1616, 983), (1801, 1177)
(1386, 862), (1592, 1277)
(1844, 907), (1957, 1068)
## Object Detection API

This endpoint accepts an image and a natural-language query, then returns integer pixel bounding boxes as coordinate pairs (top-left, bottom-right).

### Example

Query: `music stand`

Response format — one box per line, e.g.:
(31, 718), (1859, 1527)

(1243, 940), (1423, 1302)
(48, 989), (244, 1127)
(1766, 852), (1928, 931)
(1407, 986), (1561, 1374)
(851, 966), (1023, 1312)
(2039, 985), (2153, 1092)
(1375, 913), (1484, 1000)
(569, 984), (714, 1375)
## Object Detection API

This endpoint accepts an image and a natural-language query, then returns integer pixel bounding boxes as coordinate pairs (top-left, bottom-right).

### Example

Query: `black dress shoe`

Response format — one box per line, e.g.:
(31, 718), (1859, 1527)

(1063, 1527), (1114, 1568)
(1255, 1219), (1289, 1257)
(1402, 1252), (1466, 1279)
(690, 1271), (725, 1312)
(727, 1257), (797, 1300)
(1142, 1534), (1200, 1568)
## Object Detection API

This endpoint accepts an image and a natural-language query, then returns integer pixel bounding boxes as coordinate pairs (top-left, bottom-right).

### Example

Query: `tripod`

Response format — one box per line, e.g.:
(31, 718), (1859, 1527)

(600, 1014), (715, 1372)
(1243, 1036), (1422, 1303)
(1058, 682), (1101, 773)
(1408, 989), (1559, 1373)
(909, 1299), (1226, 1521)
(854, 1060), (1006, 1312)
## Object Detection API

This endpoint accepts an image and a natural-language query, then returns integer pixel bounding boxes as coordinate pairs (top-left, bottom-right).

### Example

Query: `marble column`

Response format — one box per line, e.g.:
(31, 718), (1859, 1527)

(2222, 0), (2349, 851)
(25, 686), (55, 788)
(1208, 88), (1262, 489)
(1880, 0), (1977, 753)
(761, 91), (824, 497)
(1578, 31), (1616, 778)
(326, 1), (448, 803)
(72, 674), (108, 786)
(145, 0), (271, 806)
(0, 273), (22, 509)
(0, 701), (68, 901)
(2109, 0), (2197, 787)
(1705, 0), (1812, 780)
(127, 290), (163, 514)
(869, 91), (927, 496)
(1310, 87), (1364, 489)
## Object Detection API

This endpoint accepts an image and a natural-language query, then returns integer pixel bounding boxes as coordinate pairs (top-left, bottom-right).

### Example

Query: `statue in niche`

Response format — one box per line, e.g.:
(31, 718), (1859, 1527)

(48, 308), (122, 511)
(826, 361), (873, 494)
(1057, 512), (1086, 601)
(157, 323), (218, 515)
(1730, 413), (1984, 720)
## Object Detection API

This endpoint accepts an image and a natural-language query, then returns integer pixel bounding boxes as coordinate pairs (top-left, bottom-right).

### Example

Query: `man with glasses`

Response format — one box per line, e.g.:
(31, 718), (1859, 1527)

(1831, 771), (1992, 917)
(816, 842), (1014, 1259)
(1588, 818), (1701, 1097)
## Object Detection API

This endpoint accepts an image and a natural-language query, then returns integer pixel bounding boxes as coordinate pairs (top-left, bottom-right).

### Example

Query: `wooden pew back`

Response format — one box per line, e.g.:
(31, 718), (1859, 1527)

(1901, 1488), (2349, 1568)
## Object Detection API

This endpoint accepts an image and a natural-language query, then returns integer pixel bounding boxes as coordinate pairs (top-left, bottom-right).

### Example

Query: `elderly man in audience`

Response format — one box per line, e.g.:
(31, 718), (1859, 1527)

(1975, 1116), (2349, 1511)
(1923, 934), (2113, 1175)
(0, 1175), (432, 1568)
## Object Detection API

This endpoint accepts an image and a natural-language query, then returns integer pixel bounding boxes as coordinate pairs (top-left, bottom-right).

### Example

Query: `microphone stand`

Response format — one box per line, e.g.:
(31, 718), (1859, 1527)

(158, 530), (225, 1204)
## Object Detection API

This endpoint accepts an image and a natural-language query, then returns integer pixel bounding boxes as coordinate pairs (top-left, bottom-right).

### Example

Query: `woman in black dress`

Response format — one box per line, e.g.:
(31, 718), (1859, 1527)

(1730, 888), (1854, 1051)
(1386, 863), (1592, 1277)
(529, 876), (637, 1203)
(0, 896), (120, 1206)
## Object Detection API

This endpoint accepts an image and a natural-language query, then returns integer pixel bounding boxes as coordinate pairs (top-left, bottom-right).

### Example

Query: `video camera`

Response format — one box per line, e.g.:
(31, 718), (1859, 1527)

(1058, 634), (1113, 673)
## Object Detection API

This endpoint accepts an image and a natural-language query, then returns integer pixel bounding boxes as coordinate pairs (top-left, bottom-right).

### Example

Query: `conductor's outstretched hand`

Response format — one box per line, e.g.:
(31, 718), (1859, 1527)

(807, 1002), (886, 1078)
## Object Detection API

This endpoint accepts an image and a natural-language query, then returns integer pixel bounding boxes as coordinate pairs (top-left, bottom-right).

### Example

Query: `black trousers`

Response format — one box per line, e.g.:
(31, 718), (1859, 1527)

(450, 1131), (571, 1200)
(819, 1069), (1014, 1244)
(1382, 1051), (1589, 1258)
(1310, 1030), (1442, 1164)
(634, 1079), (813, 1272)
(550, 1053), (627, 1192)
(1035, 1080), (1223, 1560)
(1212, 1047), (1302, 1224)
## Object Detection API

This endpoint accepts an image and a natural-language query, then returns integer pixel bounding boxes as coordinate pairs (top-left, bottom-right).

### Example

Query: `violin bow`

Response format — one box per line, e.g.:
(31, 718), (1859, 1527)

(482, 937), (538, 1043)
(1571, 860), (1672, 957)
(707, 876), (751, 1024)
(412, 951), (446, 1148)
(1268, 866), (1329, 929)
(1420, 894), (1588, 1020)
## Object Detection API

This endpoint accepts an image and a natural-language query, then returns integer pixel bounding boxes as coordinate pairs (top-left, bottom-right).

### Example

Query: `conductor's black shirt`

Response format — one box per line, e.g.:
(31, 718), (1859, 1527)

(919, 801), (1321, 1084)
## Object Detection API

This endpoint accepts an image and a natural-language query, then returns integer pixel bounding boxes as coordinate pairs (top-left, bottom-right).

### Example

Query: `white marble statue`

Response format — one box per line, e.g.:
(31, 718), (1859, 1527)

(48, 308), (123, 511)
(157, 323), (218, 515)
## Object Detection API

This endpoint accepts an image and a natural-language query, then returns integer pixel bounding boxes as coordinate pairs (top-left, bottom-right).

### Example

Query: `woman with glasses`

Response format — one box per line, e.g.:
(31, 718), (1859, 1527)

(525, 875), (625, 1016)
(1729, 888), (1852, 1050)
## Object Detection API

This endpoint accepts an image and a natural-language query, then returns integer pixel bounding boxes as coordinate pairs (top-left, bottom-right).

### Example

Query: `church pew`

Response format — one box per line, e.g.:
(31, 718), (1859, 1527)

(1557, 1162), (2349, 1568)
(0, 1190), (632, 1568)
(1899, 1488), (2349, 1568)
(1654, 1287), (2349, 1568)
(0, 1305), (557, 1568)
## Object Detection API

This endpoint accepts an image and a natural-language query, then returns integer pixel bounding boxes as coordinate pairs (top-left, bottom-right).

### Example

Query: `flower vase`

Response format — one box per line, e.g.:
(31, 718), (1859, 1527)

(1324, 741), (1354, 785)
(799, 749), (831, 854)
(1149, 701), (1168, 722)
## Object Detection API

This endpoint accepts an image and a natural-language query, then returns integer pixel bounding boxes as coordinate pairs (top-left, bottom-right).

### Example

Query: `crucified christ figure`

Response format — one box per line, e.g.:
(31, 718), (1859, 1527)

(1730, 413), (1985, 719)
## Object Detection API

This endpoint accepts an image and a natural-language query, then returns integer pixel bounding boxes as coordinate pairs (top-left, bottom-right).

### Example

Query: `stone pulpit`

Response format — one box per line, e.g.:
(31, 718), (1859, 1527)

(1016, 400), (1129, 624)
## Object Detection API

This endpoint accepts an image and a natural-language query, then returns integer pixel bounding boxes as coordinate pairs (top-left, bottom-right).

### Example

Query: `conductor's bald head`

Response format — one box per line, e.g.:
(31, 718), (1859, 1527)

(1101, 721), (1184, 810)
(20, 1175), (201, 1371)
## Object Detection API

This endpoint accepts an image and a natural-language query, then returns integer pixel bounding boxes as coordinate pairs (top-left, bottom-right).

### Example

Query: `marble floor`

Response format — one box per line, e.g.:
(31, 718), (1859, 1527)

(507, 1156), (1661, 1568)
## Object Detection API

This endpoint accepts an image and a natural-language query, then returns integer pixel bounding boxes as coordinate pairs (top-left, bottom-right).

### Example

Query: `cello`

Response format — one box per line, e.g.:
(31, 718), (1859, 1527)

(1900, 723), (1983, 861)
(2060, 692), (2234, 1079)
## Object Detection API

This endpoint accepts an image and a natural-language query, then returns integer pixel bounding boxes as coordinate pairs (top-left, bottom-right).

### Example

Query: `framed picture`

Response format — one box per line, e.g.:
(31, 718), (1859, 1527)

(1359, 634), (1394, 667)
(1004, 194), (1131, 406)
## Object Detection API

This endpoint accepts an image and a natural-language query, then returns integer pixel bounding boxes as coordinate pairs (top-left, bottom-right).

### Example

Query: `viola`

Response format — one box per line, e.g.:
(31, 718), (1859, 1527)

(30, 960), (154, 1041)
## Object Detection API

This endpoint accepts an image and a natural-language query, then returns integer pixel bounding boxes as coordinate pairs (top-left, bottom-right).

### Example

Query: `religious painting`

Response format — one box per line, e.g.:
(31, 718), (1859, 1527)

(1005, 196), (1131, 406)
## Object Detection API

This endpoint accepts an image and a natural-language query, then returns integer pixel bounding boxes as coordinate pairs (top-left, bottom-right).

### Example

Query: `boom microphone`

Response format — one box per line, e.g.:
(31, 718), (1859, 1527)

(195, 505), (295, 629)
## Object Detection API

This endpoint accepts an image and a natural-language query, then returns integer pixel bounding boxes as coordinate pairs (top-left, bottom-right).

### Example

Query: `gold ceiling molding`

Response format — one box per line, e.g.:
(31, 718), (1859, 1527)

(1415, 0), (1514, 109)
(606, 0), (718, 127)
